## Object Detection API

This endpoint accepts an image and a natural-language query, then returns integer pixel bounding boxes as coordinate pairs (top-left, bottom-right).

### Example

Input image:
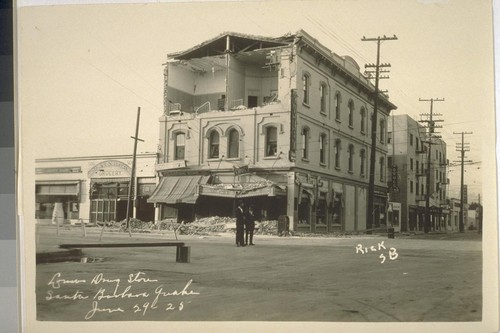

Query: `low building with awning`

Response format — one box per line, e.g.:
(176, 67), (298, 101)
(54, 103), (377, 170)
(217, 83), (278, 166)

(35, 153), (158, 225)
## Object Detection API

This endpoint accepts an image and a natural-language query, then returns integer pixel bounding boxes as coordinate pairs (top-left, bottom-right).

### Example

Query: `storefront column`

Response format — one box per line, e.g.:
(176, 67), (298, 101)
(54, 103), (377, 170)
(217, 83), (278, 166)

(287, 172), (296, 231)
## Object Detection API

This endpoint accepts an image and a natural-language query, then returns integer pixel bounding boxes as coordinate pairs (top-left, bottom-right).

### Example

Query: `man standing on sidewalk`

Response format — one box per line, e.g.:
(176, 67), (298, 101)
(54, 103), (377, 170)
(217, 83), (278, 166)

(235, 201), (246, 247)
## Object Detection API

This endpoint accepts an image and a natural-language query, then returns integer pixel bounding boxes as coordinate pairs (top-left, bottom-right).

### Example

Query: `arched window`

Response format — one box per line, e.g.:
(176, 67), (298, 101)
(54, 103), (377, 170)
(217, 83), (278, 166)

(319, 133), (327, 165)
(320, 83), (327, 114)
(335, 92), (341, 120)
(302, 73), (310, 105)
(227, 129), (239, 158)
(360, 107), (366, 133)
(265, 126), (278, 157)
(348, 100), (354, 128)
(360, 149), (366, 176)
(334, 139), (341, 169)
(174, 132), (185, 160)
(209, 130), (220, 159)
(348, 144), (354, 172)
(301, 127), (309, 160)
(379, 119), (385, 143)
(379, 156), (385, 181)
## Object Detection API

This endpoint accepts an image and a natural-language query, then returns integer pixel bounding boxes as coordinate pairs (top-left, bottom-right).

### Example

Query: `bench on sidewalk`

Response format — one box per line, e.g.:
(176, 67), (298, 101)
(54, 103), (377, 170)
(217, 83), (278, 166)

(59, 242), (190, 263)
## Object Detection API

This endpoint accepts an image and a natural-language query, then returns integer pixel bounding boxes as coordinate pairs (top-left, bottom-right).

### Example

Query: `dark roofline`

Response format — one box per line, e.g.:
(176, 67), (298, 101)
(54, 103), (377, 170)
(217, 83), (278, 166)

(168, 31), (294, 59)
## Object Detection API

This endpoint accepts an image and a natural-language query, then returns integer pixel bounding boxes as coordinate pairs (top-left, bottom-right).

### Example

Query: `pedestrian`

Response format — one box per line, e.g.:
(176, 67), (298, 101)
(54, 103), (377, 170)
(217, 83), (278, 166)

(245, 204), (257, 245)
(235, 201), (246, 247)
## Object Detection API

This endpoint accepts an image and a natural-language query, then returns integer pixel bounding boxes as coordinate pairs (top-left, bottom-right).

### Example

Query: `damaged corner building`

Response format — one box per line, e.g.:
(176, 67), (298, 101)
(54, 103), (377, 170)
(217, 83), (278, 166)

(149, 30), (397, 233)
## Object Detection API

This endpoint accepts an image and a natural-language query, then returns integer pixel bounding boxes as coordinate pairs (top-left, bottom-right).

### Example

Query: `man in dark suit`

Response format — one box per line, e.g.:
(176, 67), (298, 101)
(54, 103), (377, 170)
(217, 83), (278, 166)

(235, 201), (246, 247)
(245, 204), (257, 245)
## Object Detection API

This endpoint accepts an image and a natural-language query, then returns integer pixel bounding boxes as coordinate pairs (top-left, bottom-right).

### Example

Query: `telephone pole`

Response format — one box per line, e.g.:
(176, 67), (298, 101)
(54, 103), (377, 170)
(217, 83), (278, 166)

(126, 107), (144, 236)
(419, 98), (444, 233)
(362, 34), (397, 233)
(453, 131), (473, 233)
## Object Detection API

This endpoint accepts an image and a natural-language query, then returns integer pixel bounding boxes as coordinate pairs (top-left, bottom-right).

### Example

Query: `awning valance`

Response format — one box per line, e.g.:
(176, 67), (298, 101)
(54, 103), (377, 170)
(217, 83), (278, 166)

(147, 175), (210, 204)
(36, 181), (80, 196)
(90, 177), (130, 184)
(199, 182), (286, 199)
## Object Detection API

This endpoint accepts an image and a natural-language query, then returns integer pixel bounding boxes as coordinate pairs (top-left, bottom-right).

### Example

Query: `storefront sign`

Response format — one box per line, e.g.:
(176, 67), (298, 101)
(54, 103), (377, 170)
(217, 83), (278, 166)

(36, 167), (82, 174)
(233, 165), (249, 176)
(155, 160), (187, 171)
(87, 160), (131, 178)
(199, 186), (237, 198)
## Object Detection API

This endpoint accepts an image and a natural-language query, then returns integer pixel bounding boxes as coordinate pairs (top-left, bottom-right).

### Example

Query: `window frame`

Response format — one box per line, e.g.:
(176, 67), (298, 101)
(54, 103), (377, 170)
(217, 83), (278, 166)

(319, 133), (327, 165)
(173, 132), (186, 160)
(360, 149), (366, 176)
(301, 127), (310, 161)
(208, 130), (220, 159)
(264, 126), (278, 157)
(302, 73), (310, 106)
(334, 139), (341, 169)
(348, 100), (354, 128)
(348, 144), (354, 173)
(360, 107), (366, 134)
(320, 82), (327, 114)
(227, 128), (240, 159)
(335, 92), (341, 121)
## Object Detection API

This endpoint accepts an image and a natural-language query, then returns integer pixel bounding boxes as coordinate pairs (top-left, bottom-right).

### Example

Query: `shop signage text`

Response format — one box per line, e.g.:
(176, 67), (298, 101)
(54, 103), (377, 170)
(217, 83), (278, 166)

(88, 160), (131, 178)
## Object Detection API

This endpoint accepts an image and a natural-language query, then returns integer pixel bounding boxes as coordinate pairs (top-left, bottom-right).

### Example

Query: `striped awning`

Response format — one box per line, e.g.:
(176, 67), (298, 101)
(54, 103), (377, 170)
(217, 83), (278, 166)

(147, 175), (210, 204)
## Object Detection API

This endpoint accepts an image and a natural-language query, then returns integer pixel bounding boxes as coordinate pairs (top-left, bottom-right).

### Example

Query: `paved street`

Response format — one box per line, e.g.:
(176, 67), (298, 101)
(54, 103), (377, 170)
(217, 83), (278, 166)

(35, 225), (482, 323)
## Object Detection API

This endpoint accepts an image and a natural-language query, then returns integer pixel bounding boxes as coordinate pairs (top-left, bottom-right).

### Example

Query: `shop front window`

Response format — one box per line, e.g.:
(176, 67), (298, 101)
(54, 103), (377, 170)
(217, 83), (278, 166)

(316, 194), (327, 225)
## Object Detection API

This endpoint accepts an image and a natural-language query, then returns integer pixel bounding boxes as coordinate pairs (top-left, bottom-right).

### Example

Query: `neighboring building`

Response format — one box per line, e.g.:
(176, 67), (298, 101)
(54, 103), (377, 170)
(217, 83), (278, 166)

(388, 114), (449, 232)
(448, 198), (462, 232)
(35, 153), (157, 225)
(149, 30), (396, 232)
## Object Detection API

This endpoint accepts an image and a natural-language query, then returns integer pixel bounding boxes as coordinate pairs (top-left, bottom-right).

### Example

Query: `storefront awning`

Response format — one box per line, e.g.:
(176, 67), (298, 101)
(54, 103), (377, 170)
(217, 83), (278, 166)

(147, 175), (210, 204)
(35, 181), (80, 196)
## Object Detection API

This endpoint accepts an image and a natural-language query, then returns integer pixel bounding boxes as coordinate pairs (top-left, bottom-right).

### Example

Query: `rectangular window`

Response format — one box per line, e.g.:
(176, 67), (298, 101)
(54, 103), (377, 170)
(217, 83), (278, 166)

(334, 140), (340, 169)
(379, 120), (385, 143)
(302, 74), (309, 105)
(301, 129), (309, 160)
(174, 133), (185, 160)
(410, 133), (413, 146)
(266, 127), (278, 157)
(348, 145), (354, 172)
(410, 180), (414, 193)
(379, 157), (385, 181)
(319, 135), (326, 164)
(410, 158), (413, 171)
(320, 84), (327, 114)
(360, 150), (365, 176)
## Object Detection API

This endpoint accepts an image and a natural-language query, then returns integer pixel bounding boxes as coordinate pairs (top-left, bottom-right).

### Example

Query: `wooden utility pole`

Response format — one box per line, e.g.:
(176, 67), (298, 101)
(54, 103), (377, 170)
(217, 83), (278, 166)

(362, 34), (397, 233)
(453, 131), (473, 233)
(126, 107), (144, 236)
(419, 98), (444, 233)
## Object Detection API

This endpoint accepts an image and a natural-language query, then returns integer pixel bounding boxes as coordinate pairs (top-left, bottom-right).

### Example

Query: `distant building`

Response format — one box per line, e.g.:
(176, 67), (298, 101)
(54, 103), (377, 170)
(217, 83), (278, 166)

(388, 114), (449, 232)
(149, 30), (396, 232)
(35, 153), (157, 225)
(448, 198), (462, 232)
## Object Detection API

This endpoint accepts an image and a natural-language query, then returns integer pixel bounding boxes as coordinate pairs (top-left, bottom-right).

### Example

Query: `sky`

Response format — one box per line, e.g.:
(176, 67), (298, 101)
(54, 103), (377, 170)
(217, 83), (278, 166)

(18, 0), (496, 201)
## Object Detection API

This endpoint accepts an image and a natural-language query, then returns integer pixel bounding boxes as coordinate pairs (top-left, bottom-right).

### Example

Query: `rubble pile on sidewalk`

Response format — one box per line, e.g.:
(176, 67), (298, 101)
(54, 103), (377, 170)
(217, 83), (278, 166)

(96, 216), (283, 236)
